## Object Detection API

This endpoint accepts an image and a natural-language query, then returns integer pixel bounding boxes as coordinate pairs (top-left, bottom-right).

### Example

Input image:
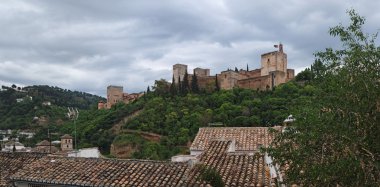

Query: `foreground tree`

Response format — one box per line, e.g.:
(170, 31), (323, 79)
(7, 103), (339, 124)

(267, 10), (380, 186)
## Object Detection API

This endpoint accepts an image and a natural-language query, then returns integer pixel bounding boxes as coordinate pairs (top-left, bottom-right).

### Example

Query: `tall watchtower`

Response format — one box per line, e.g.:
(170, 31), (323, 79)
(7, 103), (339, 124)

(106, 85), (123, 109)
(260, 43), (287, 76)
(260, 43), (289, 89)
(173, 64), (188, 84)
(61, 134), (73, 151)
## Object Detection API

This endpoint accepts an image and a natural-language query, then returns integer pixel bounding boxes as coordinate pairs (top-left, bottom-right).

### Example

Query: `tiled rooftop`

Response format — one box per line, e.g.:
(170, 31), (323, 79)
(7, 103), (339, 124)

(61, 134), (73, 139)
(4, 127), (279, 186)
(36, 140), (51, 146)
(11, 157), (189, 186)
(0, 152), (47, 186)
(191, 127), (277, 152)
(187, 140), (273, 186)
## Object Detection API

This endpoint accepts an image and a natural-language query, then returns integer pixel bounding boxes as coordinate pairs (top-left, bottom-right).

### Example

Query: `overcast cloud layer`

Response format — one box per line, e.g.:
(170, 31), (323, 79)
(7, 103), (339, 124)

(0, 0), (379, 96)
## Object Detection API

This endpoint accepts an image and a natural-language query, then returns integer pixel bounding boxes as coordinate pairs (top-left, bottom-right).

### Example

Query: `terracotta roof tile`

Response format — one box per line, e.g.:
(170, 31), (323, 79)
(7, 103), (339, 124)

(10, 157), (189, 186)
(0, 152), (47, 186)
(6, 127), (279, 186)
(186, 140), (274, 186)
(61, 134), (73, 139)
(36, 140), (51, 146)
(191, 127), (277, 152)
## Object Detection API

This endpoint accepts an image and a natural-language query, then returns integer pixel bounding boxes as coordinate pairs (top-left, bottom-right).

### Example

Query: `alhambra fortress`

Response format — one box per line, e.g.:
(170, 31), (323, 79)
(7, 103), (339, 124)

(100, 43), (294, 109)
(174, 43), (294, 91)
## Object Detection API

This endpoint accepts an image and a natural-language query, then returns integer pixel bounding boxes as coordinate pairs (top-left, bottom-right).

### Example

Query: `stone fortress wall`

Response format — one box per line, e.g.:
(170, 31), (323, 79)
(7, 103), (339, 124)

(173, 43), (295, 91)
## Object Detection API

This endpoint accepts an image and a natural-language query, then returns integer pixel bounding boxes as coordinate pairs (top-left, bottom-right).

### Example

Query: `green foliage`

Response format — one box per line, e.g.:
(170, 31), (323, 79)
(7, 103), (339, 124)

(122, 83), (314, 160)
(295, 68), (312, 82)
(153, 79), (170, 96)
(267, 10), (380, 186)
(0, 85), (103, 129)
(191, 74), (199, 93)
(196, 164), (224, 187)
(182, 71), (190, 95)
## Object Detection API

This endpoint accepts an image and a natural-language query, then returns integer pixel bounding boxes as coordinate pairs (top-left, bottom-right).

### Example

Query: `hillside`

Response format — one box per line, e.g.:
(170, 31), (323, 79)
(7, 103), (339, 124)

(53, 80), (316, 159)
(0, 85), (104, 130)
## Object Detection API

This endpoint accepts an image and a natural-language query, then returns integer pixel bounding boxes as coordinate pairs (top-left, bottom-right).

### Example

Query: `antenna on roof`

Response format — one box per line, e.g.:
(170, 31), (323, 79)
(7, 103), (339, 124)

(67, 107), (79, 156)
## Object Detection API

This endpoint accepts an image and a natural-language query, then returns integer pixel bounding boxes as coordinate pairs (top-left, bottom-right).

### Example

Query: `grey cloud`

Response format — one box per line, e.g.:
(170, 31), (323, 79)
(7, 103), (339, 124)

(0, 0), (379, 96)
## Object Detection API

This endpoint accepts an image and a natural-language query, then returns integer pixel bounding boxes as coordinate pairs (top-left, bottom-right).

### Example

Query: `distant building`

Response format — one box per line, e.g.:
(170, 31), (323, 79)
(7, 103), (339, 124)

(4, 141), (29, 152)
(173, 43), (295, 91)
(42, 101), (51, 106)
(98, 85), (144, 109)
(67, 147), (101, 158)
(60, 134), (73, 151)
(34, 140), (58, 153)
(18, 131), (35, 139)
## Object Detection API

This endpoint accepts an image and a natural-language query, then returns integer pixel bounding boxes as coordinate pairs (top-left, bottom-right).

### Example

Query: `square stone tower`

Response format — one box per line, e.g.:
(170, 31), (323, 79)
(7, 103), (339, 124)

(61, 134), (73, 151)
(173, 64), (188, 84)
(106, 85), (123, 109)
(260, 43), (287, 76)
(194, 68), (210, 77)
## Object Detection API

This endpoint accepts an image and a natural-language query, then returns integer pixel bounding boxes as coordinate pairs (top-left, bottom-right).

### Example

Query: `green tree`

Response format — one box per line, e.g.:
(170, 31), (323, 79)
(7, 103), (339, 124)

(196, 164), (224, 187)
(170, 75), (177, 96)
(295, 68), (312, 82)
(215, 75), (220, 92)
(182, 71), (189, 94)
(152, 79), (170, 96)
(191, 74), (199, 93)
(267, 10), (380, 186)
(147, 86), (150, 94)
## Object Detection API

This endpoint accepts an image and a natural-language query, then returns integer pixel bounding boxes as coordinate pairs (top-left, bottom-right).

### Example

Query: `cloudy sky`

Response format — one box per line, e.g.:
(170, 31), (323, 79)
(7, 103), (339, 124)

(0, 0), (379, 96)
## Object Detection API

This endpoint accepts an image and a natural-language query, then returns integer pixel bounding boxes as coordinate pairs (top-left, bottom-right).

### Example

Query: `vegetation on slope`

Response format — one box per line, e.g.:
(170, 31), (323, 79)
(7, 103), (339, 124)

(267, 10), (380, 186)
(50, 80), (316, 160)
(0, 85), (103, 130)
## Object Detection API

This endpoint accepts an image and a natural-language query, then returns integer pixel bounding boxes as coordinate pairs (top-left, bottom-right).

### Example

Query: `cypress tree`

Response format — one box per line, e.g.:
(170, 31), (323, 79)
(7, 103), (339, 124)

(178, 76), (182, 94)
(147, 86), (150, 93)
(234, 67), (238, 72)
(191, 74), (199, 93)
(246, 64), (249, 71)
(182, 71), (189, 94)
(215, 75), (220, 92)
(170, 75), (177, 96)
